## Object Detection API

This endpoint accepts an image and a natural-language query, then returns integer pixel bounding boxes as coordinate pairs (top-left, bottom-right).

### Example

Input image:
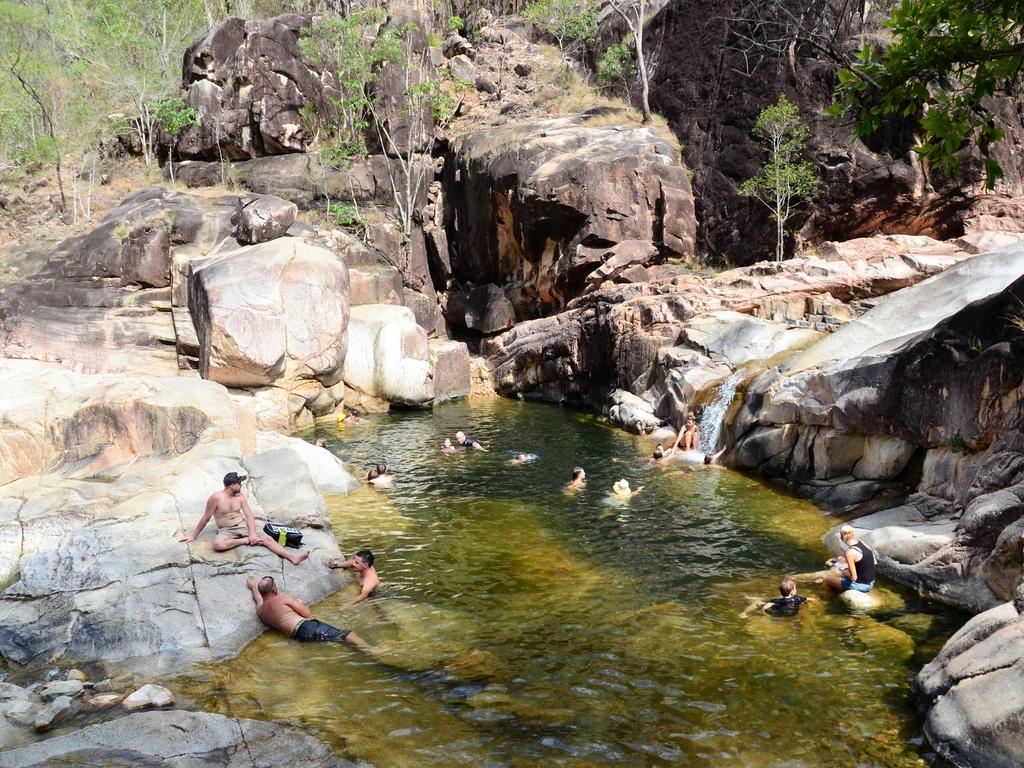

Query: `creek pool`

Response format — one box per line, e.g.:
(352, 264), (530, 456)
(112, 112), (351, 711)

(178, 399), (961, 767)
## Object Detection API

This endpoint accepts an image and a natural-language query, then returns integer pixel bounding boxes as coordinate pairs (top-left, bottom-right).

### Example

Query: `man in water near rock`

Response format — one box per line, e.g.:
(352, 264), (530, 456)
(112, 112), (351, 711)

(823, 525), (876, 593)
(327, 550), (380, 608)
(566, 466), (586, 491)
(456, 430), (488, 451)
(703, 445), (728, 466)
(247, 576), (367, 649)
(740, 577), (814, 617)
(180, 472), (310, 566)
(366, 463), (392, 486)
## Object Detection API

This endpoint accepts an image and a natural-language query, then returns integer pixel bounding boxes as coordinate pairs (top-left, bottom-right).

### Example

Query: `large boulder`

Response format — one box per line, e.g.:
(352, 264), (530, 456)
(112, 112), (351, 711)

(447, 109), (696, 316)
(912, 602), (1024, 768)
(175, 15), (340, 160)
(342, 305), (469, 406)
(0, 710), (355, 767)
(0, 188), (237, 377)
(188, 239), (349, 388)
(0, 361), (353, 677)
(234, 194), (298, 244)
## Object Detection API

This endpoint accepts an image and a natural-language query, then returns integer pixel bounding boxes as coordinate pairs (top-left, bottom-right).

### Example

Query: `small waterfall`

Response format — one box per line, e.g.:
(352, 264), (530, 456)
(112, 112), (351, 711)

(698, 371), (742, 454)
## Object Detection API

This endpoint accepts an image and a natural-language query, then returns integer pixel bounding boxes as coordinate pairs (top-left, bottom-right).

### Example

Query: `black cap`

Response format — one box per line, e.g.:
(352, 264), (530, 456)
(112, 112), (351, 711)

(223, 472), (247, 486)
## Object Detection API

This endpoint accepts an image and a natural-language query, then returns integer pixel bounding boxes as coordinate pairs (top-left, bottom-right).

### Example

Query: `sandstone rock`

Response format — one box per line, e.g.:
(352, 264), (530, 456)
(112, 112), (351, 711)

(444, 33), (474, 59)
(4, 698), (39, 728)
(122, 684), (174, 711)
(0, 361), (348, 677)
(343, 305), (469, 406)
(83, 693), (123, 710)
(683, 311), (822, 367)
(464, 284), (515, 334)
(449, 53), (477, 81)
(0, 710), (356, 767)
(175, 15), (340, 160)
(606, 390), (663, 434)
(65, 669), (86, 682)
(188, 239), (349, 388)
(37, 680), (84, 700)
(448, 110), (695, 316)
(234, 194), (298, 244)
(34, 695), (75, 731)
(913, 602), (1024, 768)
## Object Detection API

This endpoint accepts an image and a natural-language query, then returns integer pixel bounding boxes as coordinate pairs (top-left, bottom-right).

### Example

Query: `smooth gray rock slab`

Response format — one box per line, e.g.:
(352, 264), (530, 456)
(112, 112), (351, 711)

(0, 710), (356, 767)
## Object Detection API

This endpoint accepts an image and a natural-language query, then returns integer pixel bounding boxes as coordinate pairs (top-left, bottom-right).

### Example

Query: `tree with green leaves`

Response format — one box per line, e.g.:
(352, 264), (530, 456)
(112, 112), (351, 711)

(523, 0), (599, 67)
(829, 0), (1024, 189)
(739, 94), (822, 262)
(597, 42), (636, 100)
(153, 98), (200, 184)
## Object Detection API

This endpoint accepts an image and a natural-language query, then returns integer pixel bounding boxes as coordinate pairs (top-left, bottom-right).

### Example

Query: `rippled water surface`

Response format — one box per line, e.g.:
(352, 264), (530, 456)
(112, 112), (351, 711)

(179, 399), (961, 767)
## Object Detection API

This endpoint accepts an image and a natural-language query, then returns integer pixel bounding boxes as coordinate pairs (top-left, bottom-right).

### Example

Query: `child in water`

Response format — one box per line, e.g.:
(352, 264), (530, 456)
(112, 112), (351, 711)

(442, 438), (456, 454)
(741, 578), (814, 617)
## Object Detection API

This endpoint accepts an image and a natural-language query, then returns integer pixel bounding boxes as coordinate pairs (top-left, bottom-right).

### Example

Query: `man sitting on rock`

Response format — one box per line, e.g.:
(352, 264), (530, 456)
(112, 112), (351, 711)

(247, 576), (367, 649)
(179, 472), (310, 566)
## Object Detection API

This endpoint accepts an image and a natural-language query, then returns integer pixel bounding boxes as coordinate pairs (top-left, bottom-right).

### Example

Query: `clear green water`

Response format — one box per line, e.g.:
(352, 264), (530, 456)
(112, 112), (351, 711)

(178, 399), (961, 767)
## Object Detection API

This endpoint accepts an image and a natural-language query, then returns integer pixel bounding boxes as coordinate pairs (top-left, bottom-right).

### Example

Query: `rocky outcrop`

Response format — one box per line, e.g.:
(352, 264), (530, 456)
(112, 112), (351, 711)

(343, 305), (469, 406)
(0, 710), (355, 766)
(188, 238), (349, 388)
(911, 602), (1024, 768)
(445, 109), (696, 319)
(176, 15), (339, 160)
(483, 234), (973, 415)
(642, 0), (1024, 264)
(0, 360), (352, 677)
(725, 243), (1024, 611)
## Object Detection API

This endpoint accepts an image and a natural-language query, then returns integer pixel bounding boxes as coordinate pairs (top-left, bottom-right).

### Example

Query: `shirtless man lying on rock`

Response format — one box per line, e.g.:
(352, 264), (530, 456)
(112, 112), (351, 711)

(180, 472), (310, 566)
(247, 576), (367, 649)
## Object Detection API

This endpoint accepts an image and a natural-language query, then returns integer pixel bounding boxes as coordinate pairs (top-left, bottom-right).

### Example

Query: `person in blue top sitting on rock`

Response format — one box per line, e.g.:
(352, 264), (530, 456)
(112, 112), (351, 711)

(823, 525), (876, 593)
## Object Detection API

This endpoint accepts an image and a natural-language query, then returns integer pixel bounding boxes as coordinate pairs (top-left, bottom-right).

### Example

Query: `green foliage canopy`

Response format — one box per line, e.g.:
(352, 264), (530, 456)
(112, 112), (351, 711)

(830, 0), (1024, 188)
(523, 0), (599, 61)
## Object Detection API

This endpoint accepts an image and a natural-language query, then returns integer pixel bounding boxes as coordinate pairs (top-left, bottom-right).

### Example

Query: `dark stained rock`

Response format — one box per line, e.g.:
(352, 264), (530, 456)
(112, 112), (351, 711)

(446, 110), (696, 318)
(463, 283), (516, 334)
(175, 15), (340, 160)
(371, 8), (435, 155)
(234, 194), (298, 244)
(642, 0), (1024, 264)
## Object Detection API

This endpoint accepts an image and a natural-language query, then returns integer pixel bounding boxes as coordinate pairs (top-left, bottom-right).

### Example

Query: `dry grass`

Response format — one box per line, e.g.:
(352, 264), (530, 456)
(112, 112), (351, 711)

(530, 43), (682, 155)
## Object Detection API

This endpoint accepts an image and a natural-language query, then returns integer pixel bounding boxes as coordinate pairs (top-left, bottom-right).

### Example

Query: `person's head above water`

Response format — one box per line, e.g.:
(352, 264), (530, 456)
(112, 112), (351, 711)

(258, 576), (276, 596)
(455, 431), (467, 443)
(703, 453), (713, 465)
(653, 445), (665, 459)
(778, 578), (797, 597)
(443, 438), (453, 447)
(572, 466), (586, 481)
(515, 453), (528, 462)
(376, 463), (387, 475)
(354, 549), (374, 569)
(612, 479), (632, 496)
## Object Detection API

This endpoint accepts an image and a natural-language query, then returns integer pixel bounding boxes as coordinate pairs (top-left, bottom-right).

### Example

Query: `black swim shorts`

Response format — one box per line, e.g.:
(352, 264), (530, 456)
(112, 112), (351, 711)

(292, 618), (351, 643)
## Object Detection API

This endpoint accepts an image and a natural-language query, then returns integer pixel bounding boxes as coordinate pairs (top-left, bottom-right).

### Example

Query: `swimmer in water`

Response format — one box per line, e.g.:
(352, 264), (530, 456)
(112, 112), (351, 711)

(651, 444), (675, 464)
(567, 466), (586, 491)
(610, 479), (644, 499)
(456, 430), (488, 451)
(703, 445), (728, 466)
(740, 577), (815, 618)
(442, 438), (457, 454)
(327, 549), (380, 609)
(511, 453), (532, 464)
(365, 463), (393, 486)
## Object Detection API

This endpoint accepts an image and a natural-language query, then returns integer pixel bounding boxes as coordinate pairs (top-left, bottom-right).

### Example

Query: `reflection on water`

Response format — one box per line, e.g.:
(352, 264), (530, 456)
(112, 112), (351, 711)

(177, 399), (959, 767)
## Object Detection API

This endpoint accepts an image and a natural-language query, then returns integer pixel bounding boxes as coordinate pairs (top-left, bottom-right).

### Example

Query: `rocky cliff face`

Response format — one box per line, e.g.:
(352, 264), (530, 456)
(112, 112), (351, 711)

(642, 0), (1024, 264)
